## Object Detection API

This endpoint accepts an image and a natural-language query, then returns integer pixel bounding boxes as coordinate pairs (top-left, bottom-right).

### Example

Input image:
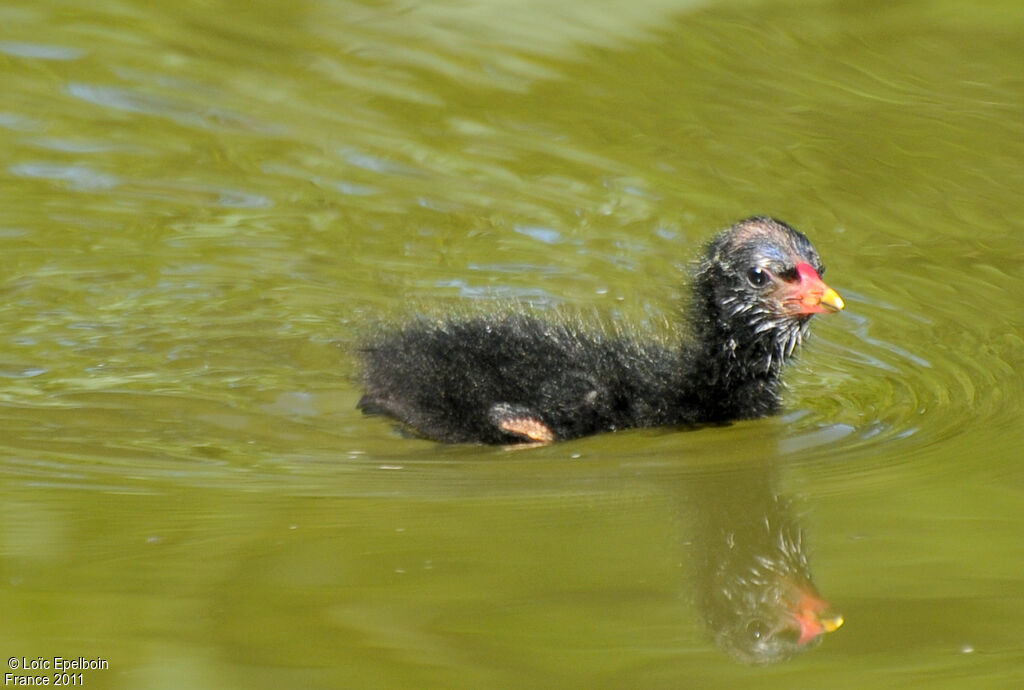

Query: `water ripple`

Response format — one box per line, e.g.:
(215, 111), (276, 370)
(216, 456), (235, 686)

(0, 41), (85, 61)
(776, 283), (1022, 490)
(9, 162), (120, 191)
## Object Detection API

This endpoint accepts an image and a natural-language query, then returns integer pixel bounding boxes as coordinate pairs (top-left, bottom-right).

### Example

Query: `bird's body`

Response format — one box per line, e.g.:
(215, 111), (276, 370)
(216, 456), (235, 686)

(358, 217), (844, 444)
(359, 315), (685, 443)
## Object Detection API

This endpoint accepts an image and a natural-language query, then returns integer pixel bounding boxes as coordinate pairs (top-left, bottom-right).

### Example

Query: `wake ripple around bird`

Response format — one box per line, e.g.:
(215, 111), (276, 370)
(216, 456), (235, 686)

(777, 286), (1021, 487)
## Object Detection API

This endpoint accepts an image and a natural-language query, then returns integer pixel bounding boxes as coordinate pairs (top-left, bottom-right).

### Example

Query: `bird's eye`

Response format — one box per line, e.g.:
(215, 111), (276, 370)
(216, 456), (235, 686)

(746, 620), (771, 641)
(746, 267), (771, 288)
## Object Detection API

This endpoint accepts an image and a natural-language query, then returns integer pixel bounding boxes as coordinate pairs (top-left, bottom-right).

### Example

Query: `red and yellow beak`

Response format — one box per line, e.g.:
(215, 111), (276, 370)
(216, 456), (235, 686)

(785, 262), (845, 315)
(790, 590), (845, 645)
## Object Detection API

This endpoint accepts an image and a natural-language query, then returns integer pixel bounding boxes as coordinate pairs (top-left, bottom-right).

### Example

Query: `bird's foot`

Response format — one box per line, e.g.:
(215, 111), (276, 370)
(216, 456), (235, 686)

(488, 403), (556, 445)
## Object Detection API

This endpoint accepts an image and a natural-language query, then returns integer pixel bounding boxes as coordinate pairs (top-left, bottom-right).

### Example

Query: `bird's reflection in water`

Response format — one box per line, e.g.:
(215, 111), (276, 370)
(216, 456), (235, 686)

(685, 459), (843, 665)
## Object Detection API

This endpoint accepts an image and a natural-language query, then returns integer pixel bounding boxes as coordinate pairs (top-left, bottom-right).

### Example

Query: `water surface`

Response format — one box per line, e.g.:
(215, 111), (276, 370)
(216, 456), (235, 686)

(1, 0), (1022, 688)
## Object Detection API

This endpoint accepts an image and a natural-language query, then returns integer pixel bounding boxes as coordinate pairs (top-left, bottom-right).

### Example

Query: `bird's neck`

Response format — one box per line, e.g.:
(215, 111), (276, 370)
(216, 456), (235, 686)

(681, 304), (788, 422)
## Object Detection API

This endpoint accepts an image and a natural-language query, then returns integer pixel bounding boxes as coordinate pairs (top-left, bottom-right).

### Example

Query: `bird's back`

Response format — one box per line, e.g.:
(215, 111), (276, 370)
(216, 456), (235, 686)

(359, 314), (682, 442)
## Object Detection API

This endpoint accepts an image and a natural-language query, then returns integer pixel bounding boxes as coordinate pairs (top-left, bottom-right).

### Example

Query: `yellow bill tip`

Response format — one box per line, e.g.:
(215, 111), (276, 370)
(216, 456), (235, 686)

(820, 287), (845, 313)
(821, 614), (845, 633)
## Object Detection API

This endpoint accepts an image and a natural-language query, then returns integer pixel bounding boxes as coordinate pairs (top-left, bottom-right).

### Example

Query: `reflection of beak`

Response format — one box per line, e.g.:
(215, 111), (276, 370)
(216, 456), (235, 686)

(792, 589), (845, 645)
(787, 262), (845, 315)
(794, 610), (845, 646)
(821, 614), (845, 633)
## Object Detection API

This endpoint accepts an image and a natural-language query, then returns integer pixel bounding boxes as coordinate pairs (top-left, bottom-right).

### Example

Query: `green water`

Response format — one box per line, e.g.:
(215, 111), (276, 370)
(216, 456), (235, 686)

(1, 0), (1022, 687)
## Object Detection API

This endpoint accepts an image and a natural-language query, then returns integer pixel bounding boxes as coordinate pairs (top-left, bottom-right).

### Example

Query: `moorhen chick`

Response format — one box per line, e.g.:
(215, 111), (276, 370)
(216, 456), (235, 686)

(358, 216), (844, 444)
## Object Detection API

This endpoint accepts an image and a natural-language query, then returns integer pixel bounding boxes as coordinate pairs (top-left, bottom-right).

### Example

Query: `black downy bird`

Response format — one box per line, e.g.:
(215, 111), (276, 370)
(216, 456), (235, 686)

(358, 217), (844, 444)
